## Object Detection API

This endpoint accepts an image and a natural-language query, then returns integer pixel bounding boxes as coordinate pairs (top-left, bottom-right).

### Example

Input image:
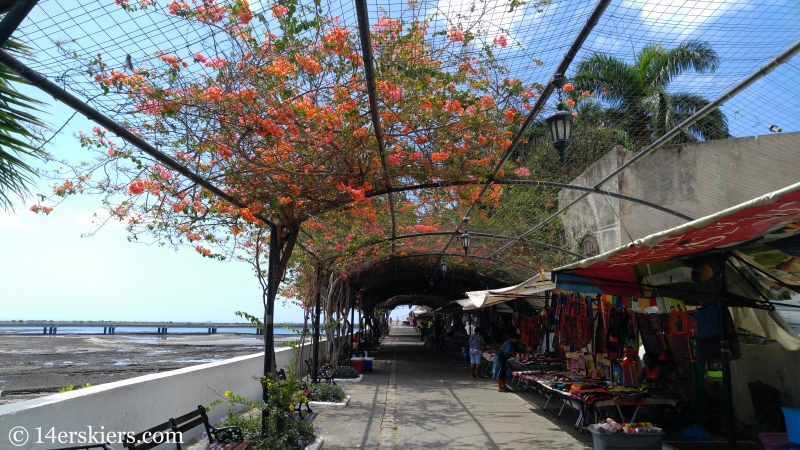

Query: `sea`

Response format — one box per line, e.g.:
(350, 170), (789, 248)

(0, 326), (333, 335)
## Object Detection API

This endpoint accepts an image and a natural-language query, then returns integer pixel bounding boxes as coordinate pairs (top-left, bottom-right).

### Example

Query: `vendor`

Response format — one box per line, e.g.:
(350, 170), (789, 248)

(638, 352), (660, 384)
(492, 332), (522, 392)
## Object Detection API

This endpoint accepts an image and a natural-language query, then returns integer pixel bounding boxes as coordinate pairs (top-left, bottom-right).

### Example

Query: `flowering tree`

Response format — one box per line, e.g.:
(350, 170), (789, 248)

(37, 0), (547, 286)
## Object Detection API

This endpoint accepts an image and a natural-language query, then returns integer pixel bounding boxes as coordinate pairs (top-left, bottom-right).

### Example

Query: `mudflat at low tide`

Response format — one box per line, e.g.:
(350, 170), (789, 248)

(0, 332), (292, 405)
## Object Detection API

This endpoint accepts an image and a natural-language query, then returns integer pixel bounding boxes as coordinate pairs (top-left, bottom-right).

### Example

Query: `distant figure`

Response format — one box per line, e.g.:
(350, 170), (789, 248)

(468, 329), (486, 378)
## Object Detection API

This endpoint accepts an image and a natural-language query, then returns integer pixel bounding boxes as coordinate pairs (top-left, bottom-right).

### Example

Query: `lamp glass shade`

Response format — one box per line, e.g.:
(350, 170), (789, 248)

(441, 260), (448, 275)
(461, 232), (470, 252)
(545, 109), (575, 156)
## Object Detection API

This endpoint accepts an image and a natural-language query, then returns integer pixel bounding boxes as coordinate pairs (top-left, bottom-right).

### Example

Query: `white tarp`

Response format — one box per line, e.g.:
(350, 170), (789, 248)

(411, 307), (432, 316)
(455, 299), (478, 311)
(732, 307), (800, 351)
(465, 273), (554, 309)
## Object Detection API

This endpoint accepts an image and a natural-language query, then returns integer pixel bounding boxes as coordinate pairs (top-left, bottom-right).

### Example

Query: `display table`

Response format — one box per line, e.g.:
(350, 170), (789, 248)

(523, 376), (680, 431)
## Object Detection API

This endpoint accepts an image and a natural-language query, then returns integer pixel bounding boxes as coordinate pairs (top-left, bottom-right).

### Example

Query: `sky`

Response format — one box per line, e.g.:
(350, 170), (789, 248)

(1, 0), (798, 322)
(0, 92), (310, 322)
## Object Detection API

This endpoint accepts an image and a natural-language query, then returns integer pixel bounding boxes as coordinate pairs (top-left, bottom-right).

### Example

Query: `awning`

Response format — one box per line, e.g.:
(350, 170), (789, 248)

(555, 181), (800, 301)
(465, 273), (554, 309)
(410, 307), (433, 317)
(455, 299), (478, 311)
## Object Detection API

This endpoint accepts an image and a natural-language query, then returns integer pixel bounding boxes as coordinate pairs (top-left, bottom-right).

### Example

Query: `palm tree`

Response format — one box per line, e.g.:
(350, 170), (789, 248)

(572, 41), (729, 148)
(0, 38), (47, 211)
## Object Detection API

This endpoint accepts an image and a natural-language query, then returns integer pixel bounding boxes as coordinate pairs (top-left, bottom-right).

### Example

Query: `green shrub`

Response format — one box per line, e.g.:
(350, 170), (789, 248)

(308, 382), (346, 403)
(206, 373), (318, 450)
(334, 367), (360, 379)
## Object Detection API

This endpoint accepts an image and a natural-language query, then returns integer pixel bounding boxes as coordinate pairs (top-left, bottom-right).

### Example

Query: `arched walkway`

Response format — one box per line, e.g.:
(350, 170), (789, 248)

(314, 326), (592, 450)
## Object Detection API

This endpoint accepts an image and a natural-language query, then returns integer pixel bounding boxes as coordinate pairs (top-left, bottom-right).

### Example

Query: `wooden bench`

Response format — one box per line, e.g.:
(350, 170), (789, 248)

(122, 405), (249, 450)
(276, 369), (314, 419)
(304, 359), (337, 384)
(321, 368), (337, 383)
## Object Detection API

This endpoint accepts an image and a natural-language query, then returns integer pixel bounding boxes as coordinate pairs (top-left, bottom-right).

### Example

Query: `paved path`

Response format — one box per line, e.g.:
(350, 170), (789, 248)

(313, 326), (592, 450)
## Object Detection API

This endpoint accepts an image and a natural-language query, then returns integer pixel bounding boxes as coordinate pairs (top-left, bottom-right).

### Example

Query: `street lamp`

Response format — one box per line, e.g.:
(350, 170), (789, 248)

(441, 260), (448, 276)
(546, 73), (575, 163)
(459, 217), (471, 256)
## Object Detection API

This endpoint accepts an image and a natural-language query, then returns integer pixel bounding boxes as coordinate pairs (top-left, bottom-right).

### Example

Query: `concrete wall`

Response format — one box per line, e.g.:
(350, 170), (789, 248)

(0, 342), (324, 449)
(558, 147), (625, 255)
(618, 132), (800, 243)
(559, 132), (800, 248)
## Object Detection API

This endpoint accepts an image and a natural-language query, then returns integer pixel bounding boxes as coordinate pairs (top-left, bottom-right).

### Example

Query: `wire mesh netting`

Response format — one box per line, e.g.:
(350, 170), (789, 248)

(7, 0), (800, 299)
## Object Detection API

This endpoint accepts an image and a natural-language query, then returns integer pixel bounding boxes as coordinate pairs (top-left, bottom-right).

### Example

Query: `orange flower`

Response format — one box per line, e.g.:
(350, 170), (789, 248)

(563, 83), (574, 92)
(565, 99), (576, 106)
(583, 90), (590, 97)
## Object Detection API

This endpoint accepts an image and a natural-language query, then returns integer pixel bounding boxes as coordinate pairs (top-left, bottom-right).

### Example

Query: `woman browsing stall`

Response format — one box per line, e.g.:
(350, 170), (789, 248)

(492, 332), (522, 392)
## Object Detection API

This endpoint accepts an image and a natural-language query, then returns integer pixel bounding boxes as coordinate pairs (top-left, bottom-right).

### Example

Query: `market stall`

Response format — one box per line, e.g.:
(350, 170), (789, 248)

(552, 182), (800, 448)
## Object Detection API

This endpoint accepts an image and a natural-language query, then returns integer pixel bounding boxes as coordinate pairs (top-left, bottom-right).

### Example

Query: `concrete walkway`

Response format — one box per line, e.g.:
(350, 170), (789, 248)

(313, 326), (592, 450)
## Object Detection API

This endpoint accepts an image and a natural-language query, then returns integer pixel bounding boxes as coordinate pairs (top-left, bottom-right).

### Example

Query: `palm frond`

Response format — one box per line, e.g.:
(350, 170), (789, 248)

(670, 92), (730, 141)
(573, 53), (641, 108)
(0, 38), (48, 211)
(647, 40), (720, 88)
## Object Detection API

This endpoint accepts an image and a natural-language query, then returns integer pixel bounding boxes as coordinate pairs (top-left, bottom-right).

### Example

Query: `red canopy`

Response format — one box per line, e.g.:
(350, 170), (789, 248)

(555, 182), (800, 297)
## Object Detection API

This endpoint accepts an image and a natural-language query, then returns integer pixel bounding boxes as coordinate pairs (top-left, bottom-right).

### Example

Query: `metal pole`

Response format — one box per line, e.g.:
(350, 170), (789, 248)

(0, 0), (38, 48)
(354, 0), (397, 253)
(545, 290), (552, 354)
(358, 309), (362, 352)
(719, 299), (736, 449)
(262, 225), (278, 434)
(350, 303), (355, 354)
(312, 273), (322, 384)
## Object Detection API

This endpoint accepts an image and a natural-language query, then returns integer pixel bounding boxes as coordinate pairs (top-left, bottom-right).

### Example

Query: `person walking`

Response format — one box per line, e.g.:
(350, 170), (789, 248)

(468, 328), (486, 378)
(492, 332), (521, 392)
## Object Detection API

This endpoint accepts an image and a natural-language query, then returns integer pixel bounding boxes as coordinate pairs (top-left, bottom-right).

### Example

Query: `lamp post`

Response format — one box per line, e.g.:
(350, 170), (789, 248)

(459, 218), (471, 256)
(546, 73), (575, 163)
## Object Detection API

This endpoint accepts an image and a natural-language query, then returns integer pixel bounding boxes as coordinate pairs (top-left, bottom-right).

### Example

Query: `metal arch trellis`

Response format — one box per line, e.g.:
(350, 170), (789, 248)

(350, 252), (537, 275)
(364, 178), (694, 221)
(342, 230), (585, 259)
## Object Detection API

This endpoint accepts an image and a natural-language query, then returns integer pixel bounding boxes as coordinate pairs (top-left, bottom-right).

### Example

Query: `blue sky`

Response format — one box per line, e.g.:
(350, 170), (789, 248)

(0, 92), (309, 322)
(1, 0), (798, 322)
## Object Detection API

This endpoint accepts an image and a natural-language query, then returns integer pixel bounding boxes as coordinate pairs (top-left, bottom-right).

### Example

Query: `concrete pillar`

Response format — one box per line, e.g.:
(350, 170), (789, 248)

(43, 327), (47, 335)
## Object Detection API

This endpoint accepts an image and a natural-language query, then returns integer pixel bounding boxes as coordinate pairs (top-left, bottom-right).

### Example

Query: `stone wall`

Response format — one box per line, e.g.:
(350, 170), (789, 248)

(559, 132), (800, 254)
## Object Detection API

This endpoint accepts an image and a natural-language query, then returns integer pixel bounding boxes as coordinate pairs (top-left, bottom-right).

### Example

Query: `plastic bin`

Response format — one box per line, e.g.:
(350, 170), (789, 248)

(351, 357), (365, 373)
(588, 425), (664, 450)
(784, 408), (800, 445)
(363, 357), (374, 371)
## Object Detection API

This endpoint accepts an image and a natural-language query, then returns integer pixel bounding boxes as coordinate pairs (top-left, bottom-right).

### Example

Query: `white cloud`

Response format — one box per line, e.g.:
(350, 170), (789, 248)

(625, 0), (736, 36)
(434, 0), (526, 40)
(0, 214), (37, 232)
